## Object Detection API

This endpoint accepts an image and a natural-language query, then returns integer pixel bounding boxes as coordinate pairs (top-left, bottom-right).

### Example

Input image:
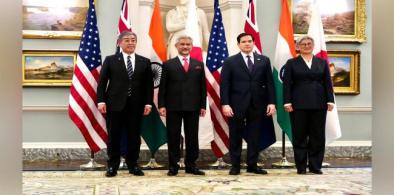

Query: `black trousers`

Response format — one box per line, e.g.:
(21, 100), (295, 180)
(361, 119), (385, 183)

(228, 108), (262, 168)
(166, 111), (200, 168)
(290, 109), (327, 172)
(106, 97), (143, 170)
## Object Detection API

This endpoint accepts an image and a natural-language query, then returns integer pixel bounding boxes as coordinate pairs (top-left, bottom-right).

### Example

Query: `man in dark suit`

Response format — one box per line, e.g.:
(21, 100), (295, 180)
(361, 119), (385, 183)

(283, 36), (335, 175)
(158, 35), (207, 176)
(220, 33), (276, 175)
(97, 31), (153, 177)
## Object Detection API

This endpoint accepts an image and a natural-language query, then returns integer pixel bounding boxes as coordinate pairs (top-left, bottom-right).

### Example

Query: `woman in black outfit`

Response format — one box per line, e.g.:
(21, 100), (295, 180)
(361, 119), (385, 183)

(283, 36), (335, 175)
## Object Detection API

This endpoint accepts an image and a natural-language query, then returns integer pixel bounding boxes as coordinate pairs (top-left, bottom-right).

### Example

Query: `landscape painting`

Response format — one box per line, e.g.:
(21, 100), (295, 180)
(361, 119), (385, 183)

(23, 51), (76, 86)
(290, 0), (366, 42)
(23, 0), (88, 39)
(328, 50), (360, 94)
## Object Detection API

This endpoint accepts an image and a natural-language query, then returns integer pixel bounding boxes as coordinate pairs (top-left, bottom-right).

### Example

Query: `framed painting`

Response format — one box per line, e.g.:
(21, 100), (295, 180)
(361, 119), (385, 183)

(327, 50), (360, 94)
(22, 0), (89, 39)
(23, 50), (76, 86)
(290, 0), (366, 42)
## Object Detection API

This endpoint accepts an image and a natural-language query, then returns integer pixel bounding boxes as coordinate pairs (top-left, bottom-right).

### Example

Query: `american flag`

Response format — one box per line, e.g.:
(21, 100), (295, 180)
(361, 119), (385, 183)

(244, 0), (263, 54)
(207, 0), (230, 158)
(68, 0), (107, 153)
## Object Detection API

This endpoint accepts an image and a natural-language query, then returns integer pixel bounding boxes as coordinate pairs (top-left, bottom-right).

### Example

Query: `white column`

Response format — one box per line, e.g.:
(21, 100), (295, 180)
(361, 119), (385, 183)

(220, 0), (244, 55)
(135, 0), (154, 56)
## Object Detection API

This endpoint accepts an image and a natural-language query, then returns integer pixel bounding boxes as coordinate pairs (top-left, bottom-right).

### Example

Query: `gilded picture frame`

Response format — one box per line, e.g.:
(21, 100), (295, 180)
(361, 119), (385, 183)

(23, 50), (76, 86)
(289, 0), (366, 42)
(22, 0), (89, 39)
(327, 50), (360, 94)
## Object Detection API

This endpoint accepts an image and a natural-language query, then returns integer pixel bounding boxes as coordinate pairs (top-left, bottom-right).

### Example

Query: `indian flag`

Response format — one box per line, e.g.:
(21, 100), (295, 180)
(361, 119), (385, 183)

(273, 0), (296, 142)
(140, 0), (167, 154)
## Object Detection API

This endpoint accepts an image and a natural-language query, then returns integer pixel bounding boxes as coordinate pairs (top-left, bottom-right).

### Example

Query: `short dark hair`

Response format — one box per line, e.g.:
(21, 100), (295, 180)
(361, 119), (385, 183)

(117, 31), (137, 43)
(237, 32), (254, 43)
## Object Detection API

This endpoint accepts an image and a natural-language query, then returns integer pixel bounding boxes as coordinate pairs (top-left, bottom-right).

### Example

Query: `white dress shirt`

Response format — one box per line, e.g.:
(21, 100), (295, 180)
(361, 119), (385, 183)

(240, 52), (254, 67)
(301, 55), (313, 69)
(122, 52), (135, 72)
(178, 55), (190, 67)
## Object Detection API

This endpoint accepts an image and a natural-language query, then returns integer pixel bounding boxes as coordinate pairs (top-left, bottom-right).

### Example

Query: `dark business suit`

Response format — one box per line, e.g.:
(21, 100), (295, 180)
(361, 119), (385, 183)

(158, 57), (206, 169)
(220, 52), (276, 168)
(283, 55), (334, 172)
(97, 52), (153, 171)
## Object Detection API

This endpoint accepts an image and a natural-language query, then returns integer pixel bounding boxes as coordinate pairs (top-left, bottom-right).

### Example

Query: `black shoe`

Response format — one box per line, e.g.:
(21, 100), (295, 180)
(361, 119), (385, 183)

(229, 167), (241, 175)
(297, 170), (307, 175)
(185, 167), (205, 175)
(105, 167), (117, 177)
(167, 167), (179, 176)
(129, 166), (144, 176)
(310, 169), (323, 174)
(246, 166), (268, 175)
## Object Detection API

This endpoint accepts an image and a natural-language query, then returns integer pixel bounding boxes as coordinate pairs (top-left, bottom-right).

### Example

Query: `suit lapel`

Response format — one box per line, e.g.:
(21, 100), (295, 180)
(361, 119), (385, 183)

(236, 53), (251, 77)
(296, 55), (311, 71)
(174, 57), (187, 75)
(134, 54), (142, 74)
(252, 53), (263, 78)
(310, 56), (320, 72)
(116, 53), (129, 78)
(188, 59), (199, 73)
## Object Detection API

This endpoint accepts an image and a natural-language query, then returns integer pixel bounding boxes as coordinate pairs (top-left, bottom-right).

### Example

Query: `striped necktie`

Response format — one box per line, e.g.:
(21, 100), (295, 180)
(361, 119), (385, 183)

(127, 55), (133, 79)
(127, 55), (133, 96)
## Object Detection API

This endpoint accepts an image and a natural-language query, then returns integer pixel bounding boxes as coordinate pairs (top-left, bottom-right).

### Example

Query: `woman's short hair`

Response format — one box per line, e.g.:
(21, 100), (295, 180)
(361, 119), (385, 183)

(296, 35), (314, 46)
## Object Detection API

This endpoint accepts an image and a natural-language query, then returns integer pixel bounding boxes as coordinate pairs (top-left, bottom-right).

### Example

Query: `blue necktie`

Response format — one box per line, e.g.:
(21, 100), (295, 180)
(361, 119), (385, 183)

(246, 55), (254, 73)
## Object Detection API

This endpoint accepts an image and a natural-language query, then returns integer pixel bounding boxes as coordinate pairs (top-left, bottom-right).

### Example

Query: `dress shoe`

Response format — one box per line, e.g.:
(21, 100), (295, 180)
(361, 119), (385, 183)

(129, 166), (144, 176)
(310, 169), (323, 174)
(167, 167), (179, 176)
(229, 167), (241, 175)
(297, 170), (307, 175)
(185, 167), (205, 175)
(246, 166), (268, 175)
(105, 167), (117, 177)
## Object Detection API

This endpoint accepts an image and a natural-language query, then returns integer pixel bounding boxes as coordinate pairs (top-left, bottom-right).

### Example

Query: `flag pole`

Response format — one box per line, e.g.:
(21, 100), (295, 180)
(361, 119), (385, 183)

(272, 131), (295, 168)
(178, 136), (185, 168)
(142, 151), (164, 169)
(209, 157), (229, 169)
(119, 156), (127, 170)
(80, 150), (105, 170)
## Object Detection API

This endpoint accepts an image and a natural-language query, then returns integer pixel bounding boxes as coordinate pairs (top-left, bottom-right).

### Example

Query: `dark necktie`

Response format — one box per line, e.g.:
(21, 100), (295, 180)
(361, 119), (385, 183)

(246, 55), (254, 73)
(127, 55), (133, 96)
(127, 55), (133, 79)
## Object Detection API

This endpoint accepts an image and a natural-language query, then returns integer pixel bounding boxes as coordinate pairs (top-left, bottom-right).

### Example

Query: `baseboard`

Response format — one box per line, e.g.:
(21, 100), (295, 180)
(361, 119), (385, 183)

(23, 141), (371, 161)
